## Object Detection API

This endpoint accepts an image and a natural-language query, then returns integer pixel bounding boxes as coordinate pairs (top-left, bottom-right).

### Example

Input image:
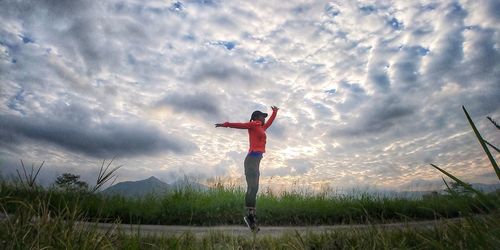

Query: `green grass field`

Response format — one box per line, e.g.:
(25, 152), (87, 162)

(1, 180), (499, 249)
(2, 181), (498, 226)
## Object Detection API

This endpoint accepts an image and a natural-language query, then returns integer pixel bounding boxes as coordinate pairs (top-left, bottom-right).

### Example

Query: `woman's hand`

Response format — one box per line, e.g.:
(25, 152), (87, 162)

(215, 123), (224, 128)
(271, 106), (279, 112)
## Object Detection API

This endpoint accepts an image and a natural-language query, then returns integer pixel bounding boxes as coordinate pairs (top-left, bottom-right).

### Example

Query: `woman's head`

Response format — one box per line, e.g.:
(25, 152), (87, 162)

(250, 110), (268, 124)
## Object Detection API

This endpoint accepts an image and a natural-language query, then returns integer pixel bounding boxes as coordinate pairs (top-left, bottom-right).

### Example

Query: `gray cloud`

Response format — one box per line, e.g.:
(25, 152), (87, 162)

(424, 2), (466, 80)
(0, 1), (112, 75)
(156, 92), (221, 117)
(334, 81), (368, 113)
(366, 40), (392, 92)
(485, 0), (500, 22)
(332, 95), (416, 137)
(461, 27), (500, 80)
(266, 121), (286, 139)
(0, 108), (196, 158)
(391, 46), (427, 91)
(188, 59), (260, 86)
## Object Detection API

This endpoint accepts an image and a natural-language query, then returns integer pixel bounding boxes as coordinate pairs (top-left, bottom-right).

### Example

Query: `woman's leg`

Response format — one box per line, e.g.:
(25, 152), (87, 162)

(244, 154), (262, 214)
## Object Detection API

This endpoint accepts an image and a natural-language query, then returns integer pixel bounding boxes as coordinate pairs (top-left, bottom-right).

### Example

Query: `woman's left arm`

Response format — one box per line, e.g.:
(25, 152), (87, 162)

(263, 106), (279, 130)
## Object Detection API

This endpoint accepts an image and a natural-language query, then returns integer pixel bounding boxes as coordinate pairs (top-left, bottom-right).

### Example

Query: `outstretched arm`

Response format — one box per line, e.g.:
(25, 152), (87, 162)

(263, 106), (279, 130)
(215, 121), (261, 129)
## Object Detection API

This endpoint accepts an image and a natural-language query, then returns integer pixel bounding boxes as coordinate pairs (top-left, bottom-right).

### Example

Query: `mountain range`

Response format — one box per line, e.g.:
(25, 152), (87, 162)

(102, 176), (500, 198)
(102, 176), (207, 198)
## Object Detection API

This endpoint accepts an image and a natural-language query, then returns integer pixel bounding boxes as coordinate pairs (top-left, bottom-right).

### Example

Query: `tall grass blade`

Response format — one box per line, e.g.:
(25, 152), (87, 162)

(90, 158), (122, 193)
(31, 161), (44, 187)
(15, 160), (44, 191)
(442, 177), (455, 195)
(484, 140), (500, 153)
(15, 169), (25, 190)
(487, 116), (500, 130)
(430, 164), (484, 198)
(462, 106), (500, 180)
(19, 160), (29, 189)
(295, 230), (305, 247)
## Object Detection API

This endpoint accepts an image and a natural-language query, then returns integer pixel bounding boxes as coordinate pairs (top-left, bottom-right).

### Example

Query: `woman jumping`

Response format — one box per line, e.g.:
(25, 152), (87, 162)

(215, 106), (279, 231)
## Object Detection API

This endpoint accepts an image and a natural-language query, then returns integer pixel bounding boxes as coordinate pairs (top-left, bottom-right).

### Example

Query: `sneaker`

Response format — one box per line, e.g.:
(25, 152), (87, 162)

(244, 214), (259, 232)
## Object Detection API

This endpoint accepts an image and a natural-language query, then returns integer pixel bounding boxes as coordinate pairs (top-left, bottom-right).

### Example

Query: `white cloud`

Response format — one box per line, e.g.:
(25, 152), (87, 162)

(1, 0), (499, 191)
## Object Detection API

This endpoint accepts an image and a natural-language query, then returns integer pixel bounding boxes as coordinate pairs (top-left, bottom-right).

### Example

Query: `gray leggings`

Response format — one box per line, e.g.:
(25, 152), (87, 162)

(244, 154), (262, 208)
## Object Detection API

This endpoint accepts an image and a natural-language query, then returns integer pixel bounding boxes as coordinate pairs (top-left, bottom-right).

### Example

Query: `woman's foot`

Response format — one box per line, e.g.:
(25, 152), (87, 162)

(244, 214), (259, 232)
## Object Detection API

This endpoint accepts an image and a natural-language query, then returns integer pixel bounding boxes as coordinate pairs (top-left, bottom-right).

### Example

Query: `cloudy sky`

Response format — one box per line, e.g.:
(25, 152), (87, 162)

(1, 0), (499, 191)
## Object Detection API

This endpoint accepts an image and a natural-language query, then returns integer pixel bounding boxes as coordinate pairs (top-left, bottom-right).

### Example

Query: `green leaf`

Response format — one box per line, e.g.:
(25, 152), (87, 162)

(430, 164), (483, 198)
(462, 106), (500, 180)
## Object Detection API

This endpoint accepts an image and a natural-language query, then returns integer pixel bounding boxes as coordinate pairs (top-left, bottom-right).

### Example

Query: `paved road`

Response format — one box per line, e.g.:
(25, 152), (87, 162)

(81, 219), (446, 237)
(1, 212), (458, 237)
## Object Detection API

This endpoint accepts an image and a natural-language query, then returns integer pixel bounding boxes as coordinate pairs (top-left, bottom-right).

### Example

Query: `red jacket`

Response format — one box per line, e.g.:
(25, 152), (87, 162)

(222, 109), (277, 153)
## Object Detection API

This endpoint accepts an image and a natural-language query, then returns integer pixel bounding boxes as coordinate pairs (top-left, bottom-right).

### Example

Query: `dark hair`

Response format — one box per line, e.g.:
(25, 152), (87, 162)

(250, 110), (268, 121)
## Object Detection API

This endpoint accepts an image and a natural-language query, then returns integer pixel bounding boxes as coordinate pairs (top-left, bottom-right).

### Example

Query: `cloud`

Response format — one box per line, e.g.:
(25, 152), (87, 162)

(188, 58), (261, 86)
(462, 27), (500, 79)
(335, 81), (368, 113)
(210, 41), (237, 50)
(0, 104), (197, 158)
(263, 166), (290, 177)
(366, 39), (392, 92)
(266, 121), (286, 139)
(423, 2), (466, 80)
(1, 0), (499, 191)
(0, 1), (115, 74)
(331, 94), (416, 137)
(155, 92), (221, 118)
(391, 45), (428, 91)
(263, 159), (313, 177)
(286, 158), (314, 175)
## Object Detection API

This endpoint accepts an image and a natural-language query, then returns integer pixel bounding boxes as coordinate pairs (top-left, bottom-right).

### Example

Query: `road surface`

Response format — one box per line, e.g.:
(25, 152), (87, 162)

(0, 212), (460, 237)
(81, 219), (448, 237)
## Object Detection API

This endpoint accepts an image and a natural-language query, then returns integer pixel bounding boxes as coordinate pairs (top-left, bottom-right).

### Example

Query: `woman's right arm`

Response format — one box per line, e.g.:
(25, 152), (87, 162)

(215, 121), (261, 129)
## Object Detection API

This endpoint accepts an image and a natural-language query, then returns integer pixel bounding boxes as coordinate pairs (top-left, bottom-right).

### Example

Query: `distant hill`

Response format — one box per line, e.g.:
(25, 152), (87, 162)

(396, 183), (500, 198)
(471, 183), (500, 193)
(101, 176), (208, 198)
(102, 176), (170, 197)
(350, 183), (500, 199)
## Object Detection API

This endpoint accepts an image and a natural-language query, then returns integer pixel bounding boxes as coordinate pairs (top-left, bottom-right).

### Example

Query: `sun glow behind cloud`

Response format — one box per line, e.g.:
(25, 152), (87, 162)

(0, 0), (499, 191)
